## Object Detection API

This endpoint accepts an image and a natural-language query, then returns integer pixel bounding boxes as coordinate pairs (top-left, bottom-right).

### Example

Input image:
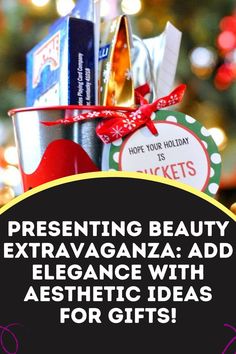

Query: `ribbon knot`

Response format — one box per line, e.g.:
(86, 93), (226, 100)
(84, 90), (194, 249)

(42, 84), (186, 144)
(137, 103), (158, 135)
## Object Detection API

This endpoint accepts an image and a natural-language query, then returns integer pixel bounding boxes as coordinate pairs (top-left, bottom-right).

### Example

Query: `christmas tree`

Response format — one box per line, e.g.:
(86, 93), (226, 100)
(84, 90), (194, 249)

(0, 0), (235, 208)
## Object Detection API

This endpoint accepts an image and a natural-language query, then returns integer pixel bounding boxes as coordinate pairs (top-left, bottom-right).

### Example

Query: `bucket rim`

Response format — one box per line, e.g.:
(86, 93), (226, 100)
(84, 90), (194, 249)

(8, 105), (136, 117)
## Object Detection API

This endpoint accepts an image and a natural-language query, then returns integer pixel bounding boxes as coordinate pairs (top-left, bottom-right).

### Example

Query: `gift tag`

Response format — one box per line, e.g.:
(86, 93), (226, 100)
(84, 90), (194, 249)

(107, 110), (221, 197)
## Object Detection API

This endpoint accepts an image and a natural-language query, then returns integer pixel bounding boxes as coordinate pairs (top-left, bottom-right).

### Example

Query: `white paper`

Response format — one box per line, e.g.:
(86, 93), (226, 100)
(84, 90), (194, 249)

(144, 22), (182, 99)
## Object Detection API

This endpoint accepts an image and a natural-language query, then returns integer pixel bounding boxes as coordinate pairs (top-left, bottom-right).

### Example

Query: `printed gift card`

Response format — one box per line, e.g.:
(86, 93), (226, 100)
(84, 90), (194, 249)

(104, 110), (221, 197)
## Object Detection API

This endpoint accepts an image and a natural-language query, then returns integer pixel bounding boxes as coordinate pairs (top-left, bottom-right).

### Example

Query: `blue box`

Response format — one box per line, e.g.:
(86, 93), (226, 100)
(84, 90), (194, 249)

(50, 0), (98, 31)
(26, 17), (95, 107)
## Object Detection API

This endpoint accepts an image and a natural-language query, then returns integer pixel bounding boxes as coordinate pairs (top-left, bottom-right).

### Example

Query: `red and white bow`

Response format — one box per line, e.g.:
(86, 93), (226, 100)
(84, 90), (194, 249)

(42, 84), (186, 144)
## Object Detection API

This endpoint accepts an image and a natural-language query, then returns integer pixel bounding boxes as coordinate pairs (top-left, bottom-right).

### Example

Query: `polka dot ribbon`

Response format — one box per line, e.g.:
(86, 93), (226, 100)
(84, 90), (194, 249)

(42, 84), (186, 144)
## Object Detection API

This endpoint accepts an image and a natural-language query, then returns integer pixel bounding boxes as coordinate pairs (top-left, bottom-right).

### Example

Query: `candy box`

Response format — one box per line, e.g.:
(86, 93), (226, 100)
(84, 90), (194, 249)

(26, 17), (95, 107)
(98, 14), (134, 107)
(8, 106), (103, 191)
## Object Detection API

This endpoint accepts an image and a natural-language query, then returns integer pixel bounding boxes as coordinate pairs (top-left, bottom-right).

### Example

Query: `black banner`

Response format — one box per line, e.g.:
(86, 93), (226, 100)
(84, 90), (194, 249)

(0, 174), (235, 354)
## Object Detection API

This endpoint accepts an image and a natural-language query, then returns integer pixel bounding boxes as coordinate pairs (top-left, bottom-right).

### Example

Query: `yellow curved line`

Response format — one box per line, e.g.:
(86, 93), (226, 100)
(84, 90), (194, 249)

(0, 171), (235, 221)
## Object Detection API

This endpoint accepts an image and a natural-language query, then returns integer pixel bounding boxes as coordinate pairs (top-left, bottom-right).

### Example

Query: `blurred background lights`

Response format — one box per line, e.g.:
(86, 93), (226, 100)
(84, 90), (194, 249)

(190, 47), (216, 68)
(4, 146), (18, 166)
(56, 0), (75, 17)
(100, 0), (110, 18)
(190, 47), (216, 78)
(226, 48), (236, 63)
(220, 15), (236, 32)
(0, 0), (236, 209)
(121, 0), (142, 15)
(217, 31), (236, 52)
(208, 127), (228, 151)
(0, 122), (11, 146)
(214, 63), (234, 90)
(137, 17), (154, 36)
(2, 166), (21, 187)
(0, 186), (15, 207)
(31, 0), (50, 7)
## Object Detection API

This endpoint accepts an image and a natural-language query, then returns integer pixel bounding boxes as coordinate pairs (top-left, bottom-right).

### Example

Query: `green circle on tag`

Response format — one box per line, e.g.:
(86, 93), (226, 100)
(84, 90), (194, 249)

(107, 110), (221, 197)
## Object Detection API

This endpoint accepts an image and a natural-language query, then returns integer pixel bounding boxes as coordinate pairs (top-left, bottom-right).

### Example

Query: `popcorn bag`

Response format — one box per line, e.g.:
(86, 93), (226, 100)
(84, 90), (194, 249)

(9, 1), (102, 192)
(98, 14), (134, 107)
(9, 0), (222, 197)
(8, 106), (102, 192)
